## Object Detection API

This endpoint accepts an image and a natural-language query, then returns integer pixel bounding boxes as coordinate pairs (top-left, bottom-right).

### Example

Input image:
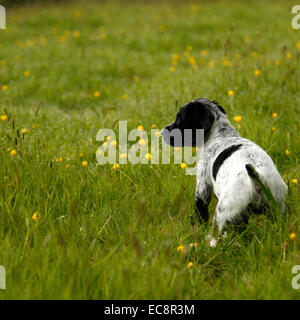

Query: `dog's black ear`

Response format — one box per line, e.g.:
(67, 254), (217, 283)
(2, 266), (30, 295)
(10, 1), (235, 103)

(212, 100), (226, 114)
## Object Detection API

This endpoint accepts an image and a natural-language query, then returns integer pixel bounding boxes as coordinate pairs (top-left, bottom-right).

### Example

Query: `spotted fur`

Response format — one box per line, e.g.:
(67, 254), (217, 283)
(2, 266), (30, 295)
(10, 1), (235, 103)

(162, 98), (287, 246)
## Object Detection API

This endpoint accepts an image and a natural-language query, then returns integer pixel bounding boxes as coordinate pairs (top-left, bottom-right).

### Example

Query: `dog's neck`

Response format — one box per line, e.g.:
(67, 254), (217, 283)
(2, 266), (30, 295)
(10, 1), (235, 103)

(205, 116), (240, 148)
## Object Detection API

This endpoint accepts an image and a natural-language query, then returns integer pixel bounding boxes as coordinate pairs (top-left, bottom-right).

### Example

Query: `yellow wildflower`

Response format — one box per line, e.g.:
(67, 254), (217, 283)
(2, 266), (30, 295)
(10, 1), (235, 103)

(272, 112), (278, 118)
(138, 139), (147, 147)
(110, 140), (117, 147)
(201, 49), (208, 57)
(1, 115), (8, 121)
(79, 153), (84, 157)
(180, 163), (187, 169)
(188, 57), (197, 65)
(187, 262), (194, 268)
(285, 149), (290, 156)
(254, 69), (260, 76)
(73, 31), (81, 38)
(234, 116), (242, 123)
(2, 85), (8, 91)
(170, 66), (175, 72)
(291, 179), (297, 184)
(228, 90), (234, 96)
(271, 127), (276, 132)
(112, 163), (120, 170)
(21, 128), (30, 134)
(122, 94), (128, 100)
(286, 52), (292, 59)
(177, 245), (185, 252)
(152, 124), (156, 129)
(275, 60), (280, 66)
(223, 59), (230, 67)
(93, 91), (101, 98)
(137, 125), (144, 131)
(65, 164), (70, 169)
(82, 161), (88, 167)
(146, 153), (152, 161)
(24, 70), (30, 76)
(289, 233), (296, 241)
(10, 149), (17, 157)
(208, 61), (215, 68)
(32, 212), (40, 222)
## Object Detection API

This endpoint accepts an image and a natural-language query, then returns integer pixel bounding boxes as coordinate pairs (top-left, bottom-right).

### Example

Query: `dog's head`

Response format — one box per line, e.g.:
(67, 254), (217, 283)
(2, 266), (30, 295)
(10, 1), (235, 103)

(161, 98), (226, 147)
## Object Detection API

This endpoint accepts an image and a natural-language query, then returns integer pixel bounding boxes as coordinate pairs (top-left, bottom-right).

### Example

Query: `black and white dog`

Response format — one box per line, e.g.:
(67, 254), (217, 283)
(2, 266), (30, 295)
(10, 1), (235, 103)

(162, 98), (287, 246)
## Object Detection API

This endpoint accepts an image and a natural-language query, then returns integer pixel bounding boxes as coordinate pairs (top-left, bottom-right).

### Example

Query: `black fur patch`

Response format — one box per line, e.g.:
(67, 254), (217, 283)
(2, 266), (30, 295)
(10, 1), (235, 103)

(212, 144), (243, 180)
(164, 100), (215, 146)
(195, 198), (209, 223)
(212, 100), (226, 114)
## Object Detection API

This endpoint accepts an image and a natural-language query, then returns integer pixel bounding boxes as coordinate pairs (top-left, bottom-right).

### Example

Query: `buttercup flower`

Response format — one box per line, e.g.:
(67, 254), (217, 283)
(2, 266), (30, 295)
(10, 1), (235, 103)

(56, 157), (63, 163)
(285, 149), (290, 156)
(32, 212), (40, 222)
(187, 262), (194, 268)
(180, 163), (187, 169)
(275, 60), (280, 66)
(201, 50), (208, 57)
(21, 128), (30, 134)
(24, 70), (30, 76)
(2, 85), (8, 91)
(82, 161), (88, 167)
(137, 125), (144, 131)
(289, 233), (296, 241)
(223, 60), (230, 67)
(272, 112), (278, 118)
(228, 90), (234, 96)
(152, 124), (156, 129)
(1, 115), (8, 121)
(10, 149), (17, 157)
(138, 139), (147, 147)
(271, 127), (276, 132)
(170, 66), (175, 72)
(146, 153), (152, 160)
(93, 91), (101, 98)
(286, 52), (292, 59)
(208, 61), (215, 68)
(112, 163), (120, 170)
(79, 153), (84, 157)
(110, 140), (117, 147)
(291, 179), (297, 184)
(234, 116), (242, 123)
(73, 31), (81, 38)
(65, 164), (70, 169)
(254, 69), (260, 76)
(188, 57), (196, 65)
(177, 245), (185, 252)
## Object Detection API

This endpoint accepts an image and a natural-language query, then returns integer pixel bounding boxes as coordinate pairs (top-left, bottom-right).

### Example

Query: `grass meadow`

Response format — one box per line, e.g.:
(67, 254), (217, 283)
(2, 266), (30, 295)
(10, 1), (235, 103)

(0, 0), (299, 299)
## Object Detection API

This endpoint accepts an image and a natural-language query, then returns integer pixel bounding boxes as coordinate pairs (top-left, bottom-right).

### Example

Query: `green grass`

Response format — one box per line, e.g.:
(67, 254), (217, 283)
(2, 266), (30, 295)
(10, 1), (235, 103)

(0, 0), (299, 299)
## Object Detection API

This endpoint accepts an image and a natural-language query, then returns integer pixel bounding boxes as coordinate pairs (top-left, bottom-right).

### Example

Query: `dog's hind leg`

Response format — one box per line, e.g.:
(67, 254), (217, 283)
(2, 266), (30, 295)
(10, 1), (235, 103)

(209, 183), (253, 247)
(194, 182), (212, 225)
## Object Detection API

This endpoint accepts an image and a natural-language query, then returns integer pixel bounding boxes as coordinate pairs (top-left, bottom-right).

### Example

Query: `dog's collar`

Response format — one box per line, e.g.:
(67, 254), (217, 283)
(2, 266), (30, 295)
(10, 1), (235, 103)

(212, 144), (243, 180)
